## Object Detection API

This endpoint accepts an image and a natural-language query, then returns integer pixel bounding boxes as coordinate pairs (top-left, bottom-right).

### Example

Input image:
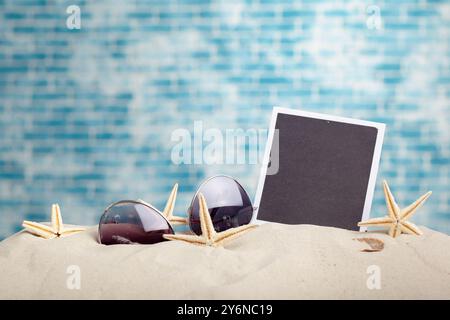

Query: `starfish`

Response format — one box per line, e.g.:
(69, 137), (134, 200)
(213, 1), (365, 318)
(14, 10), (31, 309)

(161, 183), (188, 225)
(358, 180), (432, 238)
(138, 183), (187, 225)
(22, 204), (86, 239)
(163, 193), (257, 247)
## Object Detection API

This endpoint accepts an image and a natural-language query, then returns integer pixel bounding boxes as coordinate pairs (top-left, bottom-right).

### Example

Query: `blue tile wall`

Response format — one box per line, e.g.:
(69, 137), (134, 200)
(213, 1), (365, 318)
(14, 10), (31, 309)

(0, 0), (449, 239)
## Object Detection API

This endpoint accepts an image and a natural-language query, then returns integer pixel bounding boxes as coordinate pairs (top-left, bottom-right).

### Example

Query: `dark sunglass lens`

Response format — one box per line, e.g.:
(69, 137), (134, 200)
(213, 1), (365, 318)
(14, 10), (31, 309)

(98, 202), (174, 245)
(189, 176), (253, 235)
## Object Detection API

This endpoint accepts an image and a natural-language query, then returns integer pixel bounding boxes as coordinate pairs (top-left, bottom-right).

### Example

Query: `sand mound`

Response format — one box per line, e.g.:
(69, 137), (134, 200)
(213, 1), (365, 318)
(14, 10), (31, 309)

(1, 223), (449, 299)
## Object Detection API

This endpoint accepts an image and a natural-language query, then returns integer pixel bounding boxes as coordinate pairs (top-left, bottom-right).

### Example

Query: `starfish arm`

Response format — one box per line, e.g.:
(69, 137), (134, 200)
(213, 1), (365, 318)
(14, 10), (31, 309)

(163, 234), (207, 245)
(400, 221), (423, 236)
(383, 181), (400, 220)
(401, 191), (432, 221)
(168, 216), (188, 225)
(198, 193), (216, 240)
(51, 203), (64, 234)
(60, 226), (87, 237)
(388, 223), (402, 238)
(162, 183), (178, 219)
(214, 224), (258, 245)
(358, 216), (394, 227)
(22, 221), (56, 239)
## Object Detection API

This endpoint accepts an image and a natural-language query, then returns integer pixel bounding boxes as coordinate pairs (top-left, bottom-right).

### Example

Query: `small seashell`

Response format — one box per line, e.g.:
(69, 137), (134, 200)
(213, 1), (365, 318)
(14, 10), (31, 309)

(354, 237), (384, 252)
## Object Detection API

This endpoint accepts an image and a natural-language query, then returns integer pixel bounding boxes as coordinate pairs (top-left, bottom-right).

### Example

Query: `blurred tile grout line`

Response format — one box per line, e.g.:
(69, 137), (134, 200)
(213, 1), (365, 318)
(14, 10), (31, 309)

(0, 0), (449, 239)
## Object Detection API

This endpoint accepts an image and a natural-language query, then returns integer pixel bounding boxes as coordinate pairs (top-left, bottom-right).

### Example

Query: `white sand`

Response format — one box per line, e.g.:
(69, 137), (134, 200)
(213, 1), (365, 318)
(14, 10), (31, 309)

(0, 223), (449, 299)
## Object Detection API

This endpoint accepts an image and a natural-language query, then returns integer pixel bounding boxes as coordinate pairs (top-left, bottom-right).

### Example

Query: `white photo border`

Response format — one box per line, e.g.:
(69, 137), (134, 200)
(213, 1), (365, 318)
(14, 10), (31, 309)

(252, 107), (386, 231)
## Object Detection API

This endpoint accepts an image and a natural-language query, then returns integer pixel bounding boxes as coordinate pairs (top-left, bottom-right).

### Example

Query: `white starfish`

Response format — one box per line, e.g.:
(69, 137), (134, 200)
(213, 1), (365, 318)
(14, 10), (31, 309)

(163, 193), (257, 247)
(22, 204), (86, 239)
(358, 180), (432, 238)
(161, 183), (188, 225)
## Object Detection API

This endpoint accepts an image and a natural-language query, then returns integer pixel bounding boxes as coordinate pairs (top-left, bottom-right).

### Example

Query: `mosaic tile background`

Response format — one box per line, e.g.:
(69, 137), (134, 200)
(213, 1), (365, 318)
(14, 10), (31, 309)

(0, 0), (449, 239)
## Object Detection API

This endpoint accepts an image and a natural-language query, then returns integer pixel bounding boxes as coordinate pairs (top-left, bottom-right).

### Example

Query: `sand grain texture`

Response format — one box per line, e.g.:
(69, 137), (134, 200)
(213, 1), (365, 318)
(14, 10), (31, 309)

(0, 223), (449, 299)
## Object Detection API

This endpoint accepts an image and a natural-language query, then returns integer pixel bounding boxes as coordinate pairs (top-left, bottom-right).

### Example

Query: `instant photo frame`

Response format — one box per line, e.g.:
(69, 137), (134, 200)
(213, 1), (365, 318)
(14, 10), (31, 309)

(253, 107), (385, 231)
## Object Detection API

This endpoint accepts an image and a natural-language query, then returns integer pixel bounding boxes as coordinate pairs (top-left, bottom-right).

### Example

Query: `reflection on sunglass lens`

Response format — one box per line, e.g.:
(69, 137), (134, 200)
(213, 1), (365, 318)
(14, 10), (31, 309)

(188, 176), (253, 235)
(98, 201), (174, 245)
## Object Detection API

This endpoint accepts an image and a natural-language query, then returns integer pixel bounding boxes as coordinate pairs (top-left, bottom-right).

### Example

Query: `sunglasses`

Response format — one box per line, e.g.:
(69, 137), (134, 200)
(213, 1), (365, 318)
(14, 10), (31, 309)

(98, 175), (254, 245)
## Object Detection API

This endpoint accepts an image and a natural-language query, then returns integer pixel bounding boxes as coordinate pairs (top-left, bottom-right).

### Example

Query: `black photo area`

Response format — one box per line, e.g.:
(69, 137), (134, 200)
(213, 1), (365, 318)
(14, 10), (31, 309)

(257, 113), (379, 230)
